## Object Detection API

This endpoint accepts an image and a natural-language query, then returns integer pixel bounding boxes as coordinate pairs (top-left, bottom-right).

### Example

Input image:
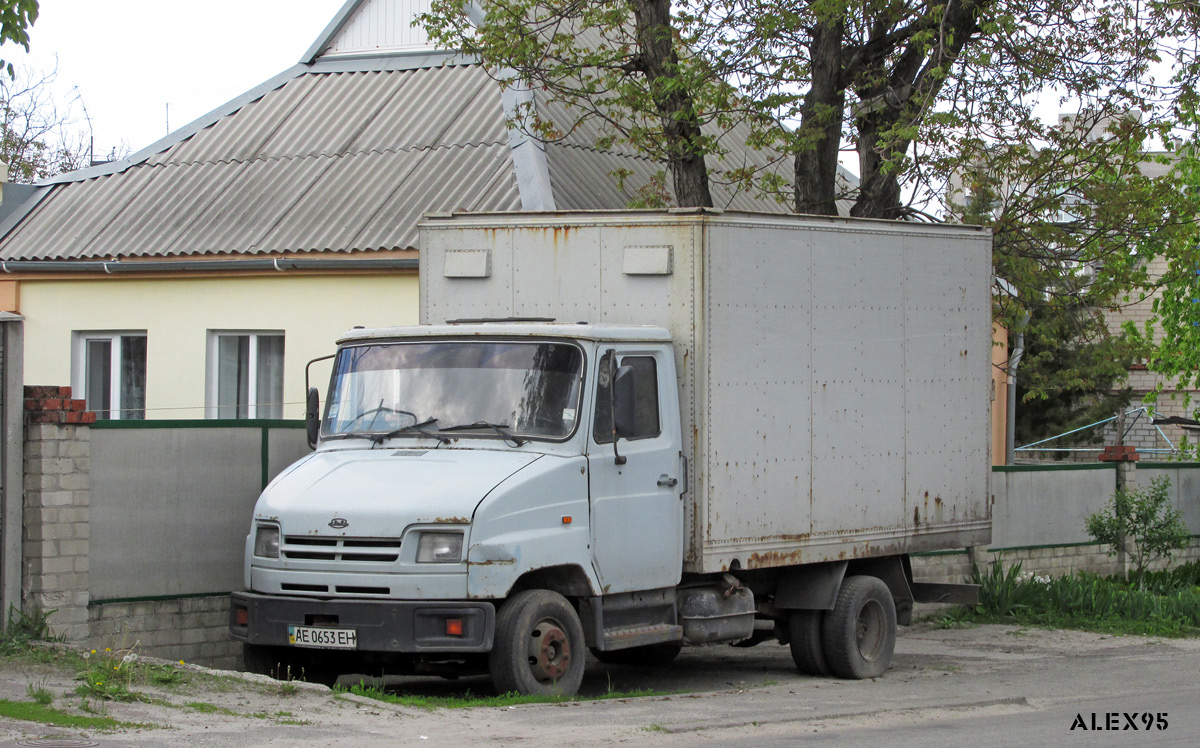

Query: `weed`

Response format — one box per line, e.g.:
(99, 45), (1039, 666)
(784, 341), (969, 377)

(933, 608), (977, 629)
(143, 663), (189, 688)
(0, 605), (62, 657)
(76, 644), (141, 702)
(25, 678), (53, 706)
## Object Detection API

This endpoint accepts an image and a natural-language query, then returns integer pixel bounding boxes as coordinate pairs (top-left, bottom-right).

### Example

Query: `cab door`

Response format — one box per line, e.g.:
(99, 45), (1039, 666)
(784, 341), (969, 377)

(586, 346), (683, 593)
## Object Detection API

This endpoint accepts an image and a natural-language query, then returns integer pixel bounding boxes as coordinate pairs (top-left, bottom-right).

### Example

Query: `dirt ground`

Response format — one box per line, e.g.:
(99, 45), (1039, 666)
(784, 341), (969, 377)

(0, 622), (1196, 748)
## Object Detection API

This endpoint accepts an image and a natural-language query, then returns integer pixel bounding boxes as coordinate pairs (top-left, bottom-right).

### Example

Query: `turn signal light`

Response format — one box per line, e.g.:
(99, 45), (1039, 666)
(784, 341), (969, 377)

(234, 607), (249, 626)
(446, 618), (464, 637)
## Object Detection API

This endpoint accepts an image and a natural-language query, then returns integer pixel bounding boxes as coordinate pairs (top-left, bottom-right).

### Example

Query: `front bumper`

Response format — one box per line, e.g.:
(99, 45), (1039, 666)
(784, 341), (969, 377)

(229, 591), (495, 653)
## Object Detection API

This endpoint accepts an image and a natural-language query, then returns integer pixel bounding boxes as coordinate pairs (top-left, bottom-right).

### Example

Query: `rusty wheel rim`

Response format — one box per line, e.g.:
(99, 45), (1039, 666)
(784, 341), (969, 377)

(526, 617), (571, 684)
(855, 599), (886, 663)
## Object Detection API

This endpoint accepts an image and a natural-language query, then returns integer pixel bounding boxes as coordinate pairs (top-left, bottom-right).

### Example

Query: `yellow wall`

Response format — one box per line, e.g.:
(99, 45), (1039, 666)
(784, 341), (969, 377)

(20, 273), (419, 419)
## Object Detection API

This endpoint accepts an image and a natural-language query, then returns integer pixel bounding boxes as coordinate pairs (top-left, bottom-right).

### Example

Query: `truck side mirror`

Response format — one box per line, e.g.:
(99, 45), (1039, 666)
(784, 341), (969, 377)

(305, 387), (321, 450)
(612, 365), (636, 438)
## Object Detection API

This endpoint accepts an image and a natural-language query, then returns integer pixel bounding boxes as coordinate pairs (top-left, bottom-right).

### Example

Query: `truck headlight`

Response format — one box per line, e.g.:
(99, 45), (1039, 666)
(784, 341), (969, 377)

(253, 524), (280, 558)
(416, 532), (464, 563)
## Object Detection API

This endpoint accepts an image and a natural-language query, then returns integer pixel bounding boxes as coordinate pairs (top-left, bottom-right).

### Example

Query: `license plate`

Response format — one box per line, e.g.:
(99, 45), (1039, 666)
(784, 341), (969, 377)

(288, 625), (357, 650)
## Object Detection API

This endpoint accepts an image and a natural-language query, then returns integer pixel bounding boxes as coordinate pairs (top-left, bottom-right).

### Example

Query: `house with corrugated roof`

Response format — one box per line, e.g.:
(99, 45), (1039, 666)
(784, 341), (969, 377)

(0, 0), (832, 420)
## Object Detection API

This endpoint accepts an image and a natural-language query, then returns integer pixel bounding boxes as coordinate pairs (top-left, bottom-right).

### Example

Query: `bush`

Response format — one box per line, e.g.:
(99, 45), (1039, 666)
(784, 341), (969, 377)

(1085, 476), (1192, 590)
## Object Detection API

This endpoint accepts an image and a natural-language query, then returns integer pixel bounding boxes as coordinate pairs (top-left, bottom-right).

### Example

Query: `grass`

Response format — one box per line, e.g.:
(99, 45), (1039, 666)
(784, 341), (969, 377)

(938, 560), (1200, 637)
(0, 698), (152, 731)
(335, 680), (665, 710)
(26, 679), (53, 706)
(185, 701), (241, 716)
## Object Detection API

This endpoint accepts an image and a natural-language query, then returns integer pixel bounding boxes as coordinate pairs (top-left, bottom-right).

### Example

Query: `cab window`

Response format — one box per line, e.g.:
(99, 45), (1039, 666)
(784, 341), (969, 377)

(593, 352), (661, 443)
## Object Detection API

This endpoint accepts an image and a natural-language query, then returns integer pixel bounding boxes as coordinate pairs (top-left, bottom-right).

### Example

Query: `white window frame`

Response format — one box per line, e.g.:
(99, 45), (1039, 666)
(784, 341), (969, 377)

(71, 331), (148, 420)
(205, 330), (285, 420)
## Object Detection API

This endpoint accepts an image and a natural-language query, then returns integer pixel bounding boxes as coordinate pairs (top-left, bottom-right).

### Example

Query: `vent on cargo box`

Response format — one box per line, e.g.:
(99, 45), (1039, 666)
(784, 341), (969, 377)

(623, 245), (673, 275)
(392, 450), (429, 457)
(443, 248), (491, 277)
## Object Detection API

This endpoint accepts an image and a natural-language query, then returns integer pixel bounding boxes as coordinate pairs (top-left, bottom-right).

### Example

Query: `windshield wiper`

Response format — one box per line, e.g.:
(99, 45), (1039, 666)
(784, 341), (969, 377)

(369, 418), (449, 446)
(440, 421), (526, 447)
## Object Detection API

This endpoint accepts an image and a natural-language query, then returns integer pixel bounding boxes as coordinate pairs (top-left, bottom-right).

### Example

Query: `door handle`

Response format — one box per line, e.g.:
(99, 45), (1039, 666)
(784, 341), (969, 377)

(658, 475), (678, 488)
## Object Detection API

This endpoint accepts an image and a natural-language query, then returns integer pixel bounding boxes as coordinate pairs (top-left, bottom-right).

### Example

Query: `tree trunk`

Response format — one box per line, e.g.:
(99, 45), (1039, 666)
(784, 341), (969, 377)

(631, 0), (714, 208)
(851, 114), (906, 219)
(794, 17), (846, 216)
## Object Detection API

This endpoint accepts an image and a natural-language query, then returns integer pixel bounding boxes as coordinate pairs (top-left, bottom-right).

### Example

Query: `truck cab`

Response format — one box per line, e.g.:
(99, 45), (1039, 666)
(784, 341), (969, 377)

(231, 323), (687, 692)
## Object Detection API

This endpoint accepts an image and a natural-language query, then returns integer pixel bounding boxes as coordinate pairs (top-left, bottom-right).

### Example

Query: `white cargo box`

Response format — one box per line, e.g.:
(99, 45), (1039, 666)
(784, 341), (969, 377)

(419, 210), (992, 574)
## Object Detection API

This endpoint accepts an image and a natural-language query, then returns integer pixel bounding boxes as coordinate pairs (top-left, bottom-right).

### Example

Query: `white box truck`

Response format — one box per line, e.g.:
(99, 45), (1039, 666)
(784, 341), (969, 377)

(230, 210), (992, 695)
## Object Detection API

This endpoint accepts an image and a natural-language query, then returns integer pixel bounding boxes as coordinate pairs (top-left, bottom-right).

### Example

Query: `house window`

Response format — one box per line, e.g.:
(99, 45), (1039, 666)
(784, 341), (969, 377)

(208, 332), (285, 419)
(73, 332), (147, 420)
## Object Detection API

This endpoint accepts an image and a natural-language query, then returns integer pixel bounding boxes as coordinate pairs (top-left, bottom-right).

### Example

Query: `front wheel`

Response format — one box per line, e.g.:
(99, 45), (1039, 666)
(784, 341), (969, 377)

(490, 590), (586, 696)
(821, 575), (896, 680)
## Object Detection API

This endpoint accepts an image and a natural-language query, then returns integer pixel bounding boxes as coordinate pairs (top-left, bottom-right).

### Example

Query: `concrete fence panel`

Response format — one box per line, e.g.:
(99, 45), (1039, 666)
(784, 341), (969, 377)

(89, 421), (308, 602)
(991, 464), (1118, 549)
(1137, 463), (1200, 531)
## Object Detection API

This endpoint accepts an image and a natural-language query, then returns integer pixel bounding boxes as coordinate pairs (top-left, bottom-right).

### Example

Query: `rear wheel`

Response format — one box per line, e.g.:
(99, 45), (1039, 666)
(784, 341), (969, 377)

(821, 575), (896, 679)
(787, 610), (829, 676)
(490, 590), (585, 696)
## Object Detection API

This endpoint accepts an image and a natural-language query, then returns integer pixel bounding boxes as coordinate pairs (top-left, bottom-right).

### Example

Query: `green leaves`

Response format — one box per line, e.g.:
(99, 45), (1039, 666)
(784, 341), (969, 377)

(0, 0), (38, 77)
(420, 0), (727, 206)
(1086, 477), (1193, 590)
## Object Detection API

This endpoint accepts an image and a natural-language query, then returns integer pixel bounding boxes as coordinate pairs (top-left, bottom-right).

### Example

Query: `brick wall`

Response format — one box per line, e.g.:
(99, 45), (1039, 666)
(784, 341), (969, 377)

(22, 386), (94, 642)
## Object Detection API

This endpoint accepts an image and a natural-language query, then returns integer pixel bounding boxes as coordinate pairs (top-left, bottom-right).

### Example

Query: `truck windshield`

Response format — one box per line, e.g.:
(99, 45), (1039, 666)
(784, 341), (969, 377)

(323, 341), (584, 441)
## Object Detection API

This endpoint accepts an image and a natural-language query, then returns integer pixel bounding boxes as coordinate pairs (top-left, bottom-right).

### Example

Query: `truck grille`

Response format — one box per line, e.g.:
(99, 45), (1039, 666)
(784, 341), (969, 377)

(282, 536), (401, 562)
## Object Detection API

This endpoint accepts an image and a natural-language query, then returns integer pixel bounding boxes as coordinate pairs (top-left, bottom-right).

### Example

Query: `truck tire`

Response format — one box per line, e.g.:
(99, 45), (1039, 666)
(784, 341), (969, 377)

(490, 590), (586, 696)
(590, 642), (682, 666)
(787, 610), (829, 676)
(821, 575), (896, 679)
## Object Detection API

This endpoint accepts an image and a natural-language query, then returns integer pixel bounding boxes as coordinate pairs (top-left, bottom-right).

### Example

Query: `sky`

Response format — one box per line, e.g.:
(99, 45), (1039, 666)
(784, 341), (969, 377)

(2, 0), (346, 161)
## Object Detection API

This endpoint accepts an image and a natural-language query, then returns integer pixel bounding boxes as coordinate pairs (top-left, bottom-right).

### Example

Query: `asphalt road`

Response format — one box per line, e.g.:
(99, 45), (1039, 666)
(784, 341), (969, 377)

(0, 622), (1196, 747)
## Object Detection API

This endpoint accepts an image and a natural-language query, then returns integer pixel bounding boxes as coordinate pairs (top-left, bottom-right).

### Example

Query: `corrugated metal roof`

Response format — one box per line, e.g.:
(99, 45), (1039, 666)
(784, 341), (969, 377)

(0, 62), (518, 260)
(537, 92), (851, 215)
(0, 52), (854, 262)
